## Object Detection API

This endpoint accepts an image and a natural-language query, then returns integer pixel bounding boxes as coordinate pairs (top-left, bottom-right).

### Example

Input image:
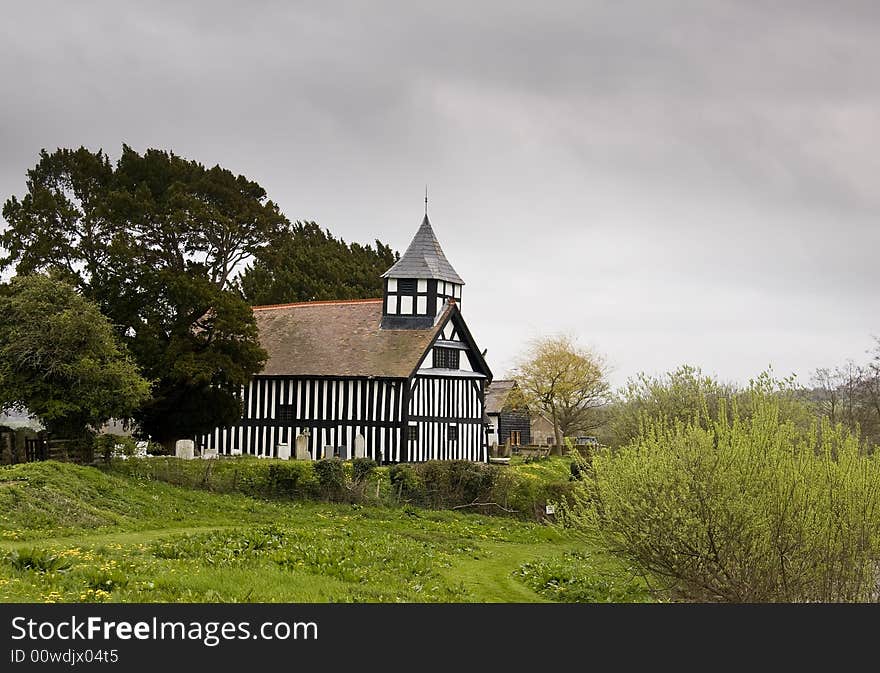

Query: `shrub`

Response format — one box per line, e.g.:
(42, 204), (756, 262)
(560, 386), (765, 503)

(266, 462), (313, 497)
(314, 459), (346, 500)
(606, 365), (814, 449)
(389, 464), (422, 499)
(563, 376), (880, 602)
(105, 456), (319, 500)
(146, 441), (170, 456)
(389, 461), (499, 510)
(93, 434), (139, 462)
(351, 458), (378, 485)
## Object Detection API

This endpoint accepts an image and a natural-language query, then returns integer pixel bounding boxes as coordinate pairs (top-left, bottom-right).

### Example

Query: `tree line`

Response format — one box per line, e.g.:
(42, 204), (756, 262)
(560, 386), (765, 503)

(510, 336), (880, 455)
(810, 346), (880, 449)
(0, 145), (397, 446)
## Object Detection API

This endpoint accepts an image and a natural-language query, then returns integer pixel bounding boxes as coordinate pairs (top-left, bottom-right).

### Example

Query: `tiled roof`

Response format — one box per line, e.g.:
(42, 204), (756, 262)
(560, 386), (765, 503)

(485, 380), (518, 414)
(381, 215), (464, 284)
(253, 299), (450, 378)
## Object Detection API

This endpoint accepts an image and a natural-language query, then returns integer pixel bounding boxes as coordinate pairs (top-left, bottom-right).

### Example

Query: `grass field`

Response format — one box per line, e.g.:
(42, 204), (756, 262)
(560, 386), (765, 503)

(0, 461), (651, 603)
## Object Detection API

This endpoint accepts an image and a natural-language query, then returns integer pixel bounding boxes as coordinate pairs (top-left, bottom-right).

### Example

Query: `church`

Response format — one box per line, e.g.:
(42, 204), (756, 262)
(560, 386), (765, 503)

(198, 213), (493, 463)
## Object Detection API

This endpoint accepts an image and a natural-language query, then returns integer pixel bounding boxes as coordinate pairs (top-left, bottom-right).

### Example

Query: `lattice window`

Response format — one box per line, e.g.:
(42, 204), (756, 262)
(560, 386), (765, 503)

(433, 347), (460, 369)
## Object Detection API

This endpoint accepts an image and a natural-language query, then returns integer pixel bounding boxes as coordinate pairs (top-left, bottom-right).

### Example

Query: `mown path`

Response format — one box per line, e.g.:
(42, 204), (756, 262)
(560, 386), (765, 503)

(439, 540), (563, 602)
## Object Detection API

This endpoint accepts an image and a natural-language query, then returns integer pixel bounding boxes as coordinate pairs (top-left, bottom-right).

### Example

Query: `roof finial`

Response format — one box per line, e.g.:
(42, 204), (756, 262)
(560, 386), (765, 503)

(425, 184), (428, 216)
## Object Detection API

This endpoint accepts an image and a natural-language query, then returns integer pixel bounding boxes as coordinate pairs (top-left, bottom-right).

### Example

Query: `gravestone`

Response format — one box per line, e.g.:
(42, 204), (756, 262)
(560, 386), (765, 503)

(202, 447), (218, 459)
(276, 442), (290, 460)
(175, 439), (194, 460)
(323, 446), (334, 460)
(353, 433), (366, 459)
(338, 444), (351, 461)
(295, 432), (311, 460)
(231, 447), (243, 456)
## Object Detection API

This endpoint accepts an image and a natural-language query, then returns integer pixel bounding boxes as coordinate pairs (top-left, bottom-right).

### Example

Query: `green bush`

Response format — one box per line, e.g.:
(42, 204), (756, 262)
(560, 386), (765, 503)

(389, 461), (499, 510)
(389, 463), (422, 498)
(563, 376), (880, 602)
(146, 441), (170, 456)
(314, 459), (346, 500)
(93, 434), (139, 461)
(266, 462), (314, 497)
(106, 457), (319, 500)
(106, 455), (576, 520)
(351, 458), (378, 485)
(605, 365), (815, 449)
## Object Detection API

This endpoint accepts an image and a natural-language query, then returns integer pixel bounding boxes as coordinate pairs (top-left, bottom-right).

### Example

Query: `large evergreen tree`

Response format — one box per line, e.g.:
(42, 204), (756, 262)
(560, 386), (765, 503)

(1, 146), (283, 444)
(239, 221), (398, 305)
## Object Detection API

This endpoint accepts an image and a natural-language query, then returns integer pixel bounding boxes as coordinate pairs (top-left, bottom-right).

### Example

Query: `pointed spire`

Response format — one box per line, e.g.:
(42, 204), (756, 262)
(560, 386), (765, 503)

(382, 213), (464, 284)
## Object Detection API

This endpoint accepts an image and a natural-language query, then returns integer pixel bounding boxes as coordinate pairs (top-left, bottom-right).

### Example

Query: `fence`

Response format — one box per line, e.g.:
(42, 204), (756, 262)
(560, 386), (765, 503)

(1, 433), (92, 465)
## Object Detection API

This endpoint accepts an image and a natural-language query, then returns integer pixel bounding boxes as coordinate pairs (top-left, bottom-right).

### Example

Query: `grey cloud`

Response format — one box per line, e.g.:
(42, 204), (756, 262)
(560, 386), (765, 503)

(1, 0), (877, 387)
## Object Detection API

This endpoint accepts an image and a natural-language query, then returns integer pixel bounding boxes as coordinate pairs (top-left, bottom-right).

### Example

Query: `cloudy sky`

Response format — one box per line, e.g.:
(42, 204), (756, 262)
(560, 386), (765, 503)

(2, 1), (878, 388)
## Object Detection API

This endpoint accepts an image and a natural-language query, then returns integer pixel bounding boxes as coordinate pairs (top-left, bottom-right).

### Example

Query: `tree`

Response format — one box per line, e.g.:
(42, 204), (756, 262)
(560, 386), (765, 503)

(1, 146), (281, 444)
(239, 221), (398, 305)
(811, 367), (843, 426)
(608, 365), (814, 449)
(0, 275), (150, 438)
(561, 377), (880, 602)
(865, 338), (880, 438)
(608, 365), (736, 448)
(811, 343), (880, 451)
(510, 335), (610, 452)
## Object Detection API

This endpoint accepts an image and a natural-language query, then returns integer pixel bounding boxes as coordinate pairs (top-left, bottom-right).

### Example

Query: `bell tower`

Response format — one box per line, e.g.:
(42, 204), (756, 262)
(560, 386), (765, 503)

(381, 214), (463, 330)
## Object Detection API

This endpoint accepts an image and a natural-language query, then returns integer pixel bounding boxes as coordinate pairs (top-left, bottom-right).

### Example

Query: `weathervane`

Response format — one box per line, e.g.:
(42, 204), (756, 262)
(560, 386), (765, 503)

(425, 185), (428, 215)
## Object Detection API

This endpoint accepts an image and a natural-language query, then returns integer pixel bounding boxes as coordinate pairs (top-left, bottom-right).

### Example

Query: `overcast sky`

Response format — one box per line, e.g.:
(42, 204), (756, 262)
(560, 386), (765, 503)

(2, 1), (878, 388)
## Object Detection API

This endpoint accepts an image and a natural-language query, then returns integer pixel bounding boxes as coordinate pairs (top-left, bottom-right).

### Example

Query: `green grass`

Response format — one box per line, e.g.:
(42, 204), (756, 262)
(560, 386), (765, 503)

(0, 461), (651, 603)
(508, 455), (575, 482)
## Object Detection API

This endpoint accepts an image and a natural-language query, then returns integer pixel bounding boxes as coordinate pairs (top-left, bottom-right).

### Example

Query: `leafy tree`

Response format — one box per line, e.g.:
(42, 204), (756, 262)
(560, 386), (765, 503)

(607, 365), (738, 448)
(561, 375), (880, 602)
(0, 275), (150, 438)
(607, 365), (814, 449)
(1, 146), (281, 444)
(239, 221), (398, 305)
(510, 335), (610, 453)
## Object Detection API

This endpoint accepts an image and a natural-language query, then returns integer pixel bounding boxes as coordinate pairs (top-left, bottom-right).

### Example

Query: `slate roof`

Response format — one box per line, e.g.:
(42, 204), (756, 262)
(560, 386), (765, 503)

(485, 380), (518, 415)
(381, 215), (464, 284)
(252, 299), (451, 378)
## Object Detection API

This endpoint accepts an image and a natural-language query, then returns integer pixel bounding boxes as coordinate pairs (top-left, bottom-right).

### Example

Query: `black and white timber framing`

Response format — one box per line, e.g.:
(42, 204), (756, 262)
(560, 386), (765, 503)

(198, 214), (493, 463)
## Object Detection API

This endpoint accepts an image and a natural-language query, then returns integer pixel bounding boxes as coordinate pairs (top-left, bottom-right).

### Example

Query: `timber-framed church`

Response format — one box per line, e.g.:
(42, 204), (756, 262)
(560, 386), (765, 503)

(198, 214), (493, 463)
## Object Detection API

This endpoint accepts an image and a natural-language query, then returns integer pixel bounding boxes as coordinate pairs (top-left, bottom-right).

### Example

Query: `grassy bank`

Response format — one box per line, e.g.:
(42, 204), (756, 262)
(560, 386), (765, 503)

(105, 455), (578, 520)
(0, 461), (650, 603)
